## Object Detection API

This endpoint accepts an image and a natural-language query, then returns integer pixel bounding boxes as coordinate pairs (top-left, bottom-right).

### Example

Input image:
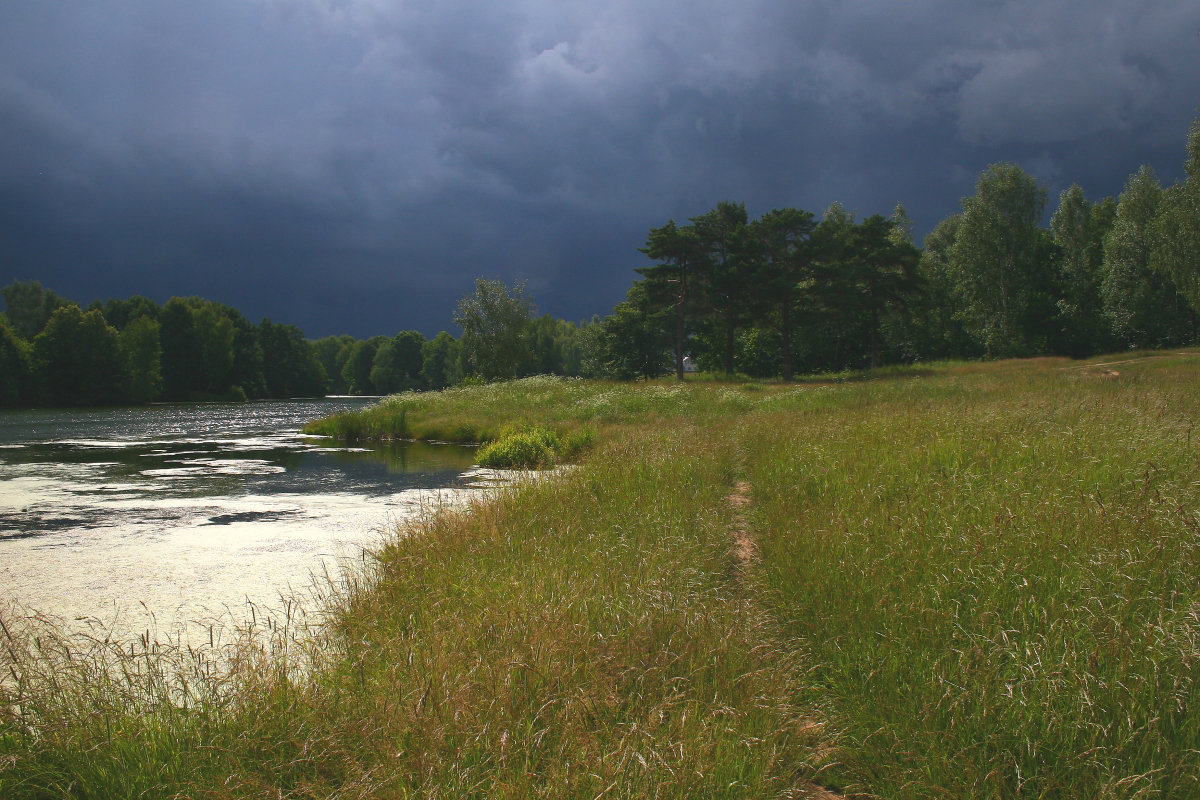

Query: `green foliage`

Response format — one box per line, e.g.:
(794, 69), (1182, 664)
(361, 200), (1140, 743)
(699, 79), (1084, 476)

(474, 424), (593, 468)
(227, 312), (268, 398)
(690, 201), (751, 375)
(312, 334), (356, 394)
(744, 206), (817, 380)
(588, 282), (671, 379)
(842, 214), (922, 367)
(192, 302), (235, 393)
(1051, 184), (1117, 356)
(524, 314), (584, 377)
(158, 298), (202, 400)
(1, 280), (69, 340)
(368, 331), (426, 394)
(158, 297), (282, 401)
(0, 316), (32, 406)
(340, 337), (383, 394)
(476, 425), (562, 468)
(421, 330), (462, 390)
(632, 201), (922, 379)
(119, 316), (163, 403)
(94, 295), (161, 330)
(888, 201), (914, 245)
(734, 326), (783, 378)
(1150, 117), (1200, 315)
(1102, 166), (1198, 348)
(638, 219), (709, 378)
(948, 162), (1056, 357)
(32, 305), (126, 406)
(259, 318), (328, 398)
(392, 330), (427, 388)
(911, 214), (977, 360)
(367, 340), (402, 394)
(454, 278), (535, 382)
(0, 286), (336, 406)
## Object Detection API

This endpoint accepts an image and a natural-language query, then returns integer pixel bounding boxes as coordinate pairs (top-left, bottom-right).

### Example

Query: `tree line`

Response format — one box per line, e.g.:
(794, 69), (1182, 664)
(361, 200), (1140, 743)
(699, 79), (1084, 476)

(4, 117), (1199, 405)
(583, 117), (1200, 380)
(0, 290), (327, 406)
(0, 281), (590, 407)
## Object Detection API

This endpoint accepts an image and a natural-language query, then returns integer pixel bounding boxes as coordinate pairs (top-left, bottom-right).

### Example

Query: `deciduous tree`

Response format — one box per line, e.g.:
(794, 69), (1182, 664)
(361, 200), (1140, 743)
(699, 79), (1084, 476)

(454, 278), (534, 382)
(948, 163), (1055, 357)
(911, 215), (979, 360)
(2, 280), (68, 341)
(370, 331), (427, 393)
(1150, 117), (1200, 315)
(159, 298), (202, 400)
(33, 305), (126, 405)
(0, 316), (31, 406)
(421, 331), (461, 390)
(259, 319), (327, 398)
(1051, 184), (1117, 356)
(119, 315), (162, 403)
(1102, 166), (1196, 348)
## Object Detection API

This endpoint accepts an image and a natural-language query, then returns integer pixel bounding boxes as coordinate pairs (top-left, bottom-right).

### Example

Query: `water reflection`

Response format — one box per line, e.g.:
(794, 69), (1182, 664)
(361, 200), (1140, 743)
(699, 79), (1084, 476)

(0, 399), (484, 636)
(318, 438), (480, 474)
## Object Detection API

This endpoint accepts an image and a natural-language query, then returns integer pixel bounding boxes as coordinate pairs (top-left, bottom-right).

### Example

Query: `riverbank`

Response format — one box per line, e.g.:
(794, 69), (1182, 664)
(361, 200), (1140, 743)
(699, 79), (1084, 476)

(3, 354), (1200, 797)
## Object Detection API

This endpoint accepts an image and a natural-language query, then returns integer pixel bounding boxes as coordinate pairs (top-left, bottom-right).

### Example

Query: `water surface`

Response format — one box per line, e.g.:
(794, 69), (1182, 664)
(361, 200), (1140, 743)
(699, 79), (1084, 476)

(0, 399), (484, 636)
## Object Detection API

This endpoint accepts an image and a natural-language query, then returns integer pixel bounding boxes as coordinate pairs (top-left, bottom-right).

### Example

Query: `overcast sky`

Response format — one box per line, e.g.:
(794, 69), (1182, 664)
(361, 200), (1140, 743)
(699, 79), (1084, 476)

(2, 1), (1199, 338)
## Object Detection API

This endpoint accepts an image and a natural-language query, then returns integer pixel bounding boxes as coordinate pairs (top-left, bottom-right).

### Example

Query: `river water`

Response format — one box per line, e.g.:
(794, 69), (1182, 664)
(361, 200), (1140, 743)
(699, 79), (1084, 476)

(0, 399), (486, 637)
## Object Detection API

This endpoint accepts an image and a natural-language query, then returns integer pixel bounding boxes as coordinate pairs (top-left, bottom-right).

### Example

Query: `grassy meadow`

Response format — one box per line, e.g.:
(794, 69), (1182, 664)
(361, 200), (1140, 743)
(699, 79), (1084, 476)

(3, 353), (1199, 798)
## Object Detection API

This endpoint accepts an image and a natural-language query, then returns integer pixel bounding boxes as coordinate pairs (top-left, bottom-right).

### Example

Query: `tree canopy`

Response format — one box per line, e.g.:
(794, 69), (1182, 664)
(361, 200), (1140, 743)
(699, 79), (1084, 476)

(454, 278), (535, 382)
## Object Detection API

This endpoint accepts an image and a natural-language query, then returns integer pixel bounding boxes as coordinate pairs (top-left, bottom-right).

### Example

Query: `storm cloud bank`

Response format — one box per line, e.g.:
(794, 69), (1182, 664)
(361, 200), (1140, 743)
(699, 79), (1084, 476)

(2, 1), (1199, 337)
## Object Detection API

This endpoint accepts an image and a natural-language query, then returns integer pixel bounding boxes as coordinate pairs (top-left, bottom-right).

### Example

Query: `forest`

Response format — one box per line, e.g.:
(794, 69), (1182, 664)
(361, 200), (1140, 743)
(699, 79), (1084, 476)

(2, 118), (1198, 407)
(589, 116), (1200, 380)
(0, 280), (592, 406)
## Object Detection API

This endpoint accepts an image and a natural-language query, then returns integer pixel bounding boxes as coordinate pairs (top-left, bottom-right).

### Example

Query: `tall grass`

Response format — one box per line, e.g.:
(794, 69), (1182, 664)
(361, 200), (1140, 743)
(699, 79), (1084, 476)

(302, 375), (760, 445)
(745, 355), (1200, 797)
(289, 427), (828, 796)
(4, 356), (1199, 797)
(0, 598), (323, 798)
(2, 380), (826, 797)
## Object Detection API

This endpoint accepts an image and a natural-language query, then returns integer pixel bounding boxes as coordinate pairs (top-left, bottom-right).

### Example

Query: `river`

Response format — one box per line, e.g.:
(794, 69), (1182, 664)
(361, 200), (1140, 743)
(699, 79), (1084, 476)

(0, 398), (487, 638)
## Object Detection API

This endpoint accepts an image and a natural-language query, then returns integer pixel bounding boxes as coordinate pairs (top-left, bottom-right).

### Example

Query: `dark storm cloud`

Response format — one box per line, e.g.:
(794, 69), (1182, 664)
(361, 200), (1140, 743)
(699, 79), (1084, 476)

(2, 0), (1199, 337)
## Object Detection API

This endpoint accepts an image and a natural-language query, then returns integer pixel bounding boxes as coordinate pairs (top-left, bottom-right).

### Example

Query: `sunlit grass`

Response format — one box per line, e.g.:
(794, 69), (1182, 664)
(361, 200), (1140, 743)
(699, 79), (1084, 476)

(746, 353), (1200, 797)
(4, 353), (1200, 797)
(301, 374), (764, 448)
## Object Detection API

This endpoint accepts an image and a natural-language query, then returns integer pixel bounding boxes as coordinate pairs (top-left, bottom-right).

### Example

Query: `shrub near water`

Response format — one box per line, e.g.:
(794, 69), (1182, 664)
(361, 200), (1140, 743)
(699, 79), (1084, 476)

(476, 425), (596, 468)
(477, 426), (558, 468)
